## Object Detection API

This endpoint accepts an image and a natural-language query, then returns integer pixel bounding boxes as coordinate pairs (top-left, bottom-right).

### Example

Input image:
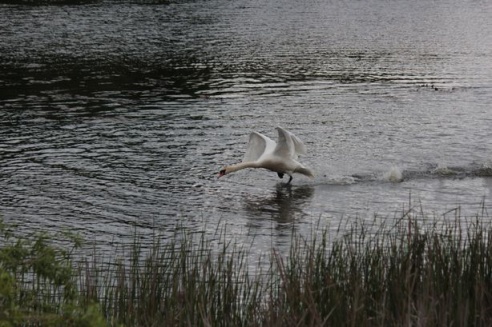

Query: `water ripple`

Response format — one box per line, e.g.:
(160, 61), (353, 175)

(1, 0), (491, 256)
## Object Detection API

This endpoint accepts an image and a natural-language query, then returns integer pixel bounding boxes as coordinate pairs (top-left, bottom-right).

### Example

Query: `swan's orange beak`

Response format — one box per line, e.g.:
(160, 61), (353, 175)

(218, 169), (226, 178)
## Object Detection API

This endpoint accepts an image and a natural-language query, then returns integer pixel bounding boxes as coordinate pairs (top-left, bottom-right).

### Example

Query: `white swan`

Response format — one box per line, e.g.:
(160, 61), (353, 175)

(218, 127), (314, 184)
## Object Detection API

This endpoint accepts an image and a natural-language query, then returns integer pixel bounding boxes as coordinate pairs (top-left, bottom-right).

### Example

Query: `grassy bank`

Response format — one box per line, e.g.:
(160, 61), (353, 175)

(1, 207), (492, 326)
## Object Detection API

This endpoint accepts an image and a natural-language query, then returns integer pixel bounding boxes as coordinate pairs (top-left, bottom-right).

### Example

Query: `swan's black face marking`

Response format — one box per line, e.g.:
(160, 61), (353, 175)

(218, 169), (226, 177)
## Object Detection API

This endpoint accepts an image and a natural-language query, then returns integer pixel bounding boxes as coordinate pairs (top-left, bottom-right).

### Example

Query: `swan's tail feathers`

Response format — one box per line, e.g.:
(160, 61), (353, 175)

(295, 166), (315, 179)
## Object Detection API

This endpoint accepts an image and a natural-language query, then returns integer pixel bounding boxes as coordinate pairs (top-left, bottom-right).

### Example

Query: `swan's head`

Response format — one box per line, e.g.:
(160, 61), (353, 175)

(218, 167), (228, 178)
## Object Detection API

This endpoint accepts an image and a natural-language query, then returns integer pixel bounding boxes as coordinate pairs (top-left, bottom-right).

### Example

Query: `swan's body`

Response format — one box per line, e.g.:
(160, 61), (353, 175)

(218, 127), (314, 184)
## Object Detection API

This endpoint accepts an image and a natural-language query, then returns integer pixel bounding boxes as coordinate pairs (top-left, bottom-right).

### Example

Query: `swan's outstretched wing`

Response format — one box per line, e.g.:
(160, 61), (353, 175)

(242, 131), (276, 162)
(273, 127), (295, 159)
(287, 129), (307, 156)
(273, 127), (307, 159)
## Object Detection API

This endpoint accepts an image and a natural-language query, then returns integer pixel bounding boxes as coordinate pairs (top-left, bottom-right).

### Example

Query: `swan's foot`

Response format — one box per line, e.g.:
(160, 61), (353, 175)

(277, 172), (284, 179)
(286, 175), (293, 185)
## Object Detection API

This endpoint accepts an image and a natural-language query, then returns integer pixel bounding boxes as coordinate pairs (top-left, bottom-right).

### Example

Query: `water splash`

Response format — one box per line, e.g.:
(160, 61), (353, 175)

(383, 166), (403, 183)
(432, 163), (457, 176)
(475, 160), (492, 177)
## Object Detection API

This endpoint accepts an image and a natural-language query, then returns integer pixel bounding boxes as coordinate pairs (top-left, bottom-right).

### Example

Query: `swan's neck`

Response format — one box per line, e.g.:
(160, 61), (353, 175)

(227, 161), (259, 173)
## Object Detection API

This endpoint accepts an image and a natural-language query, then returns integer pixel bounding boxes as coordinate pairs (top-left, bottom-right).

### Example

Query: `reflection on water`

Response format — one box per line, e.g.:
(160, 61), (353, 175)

(243, 184), (314, 227)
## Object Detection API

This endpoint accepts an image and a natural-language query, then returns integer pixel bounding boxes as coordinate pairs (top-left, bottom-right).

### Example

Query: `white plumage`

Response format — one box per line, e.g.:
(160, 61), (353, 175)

(218, 127), (314, 184)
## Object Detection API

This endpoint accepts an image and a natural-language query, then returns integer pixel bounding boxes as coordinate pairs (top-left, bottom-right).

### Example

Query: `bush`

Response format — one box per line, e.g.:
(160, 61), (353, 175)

(0, 220), (105, 326)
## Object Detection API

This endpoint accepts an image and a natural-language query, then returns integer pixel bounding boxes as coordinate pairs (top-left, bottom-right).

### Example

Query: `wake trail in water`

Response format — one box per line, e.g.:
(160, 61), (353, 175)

(310, 161), (492, 187)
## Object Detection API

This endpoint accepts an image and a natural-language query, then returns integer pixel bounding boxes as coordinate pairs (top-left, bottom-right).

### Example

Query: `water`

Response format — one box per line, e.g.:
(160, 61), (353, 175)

(1, 0), (491, 256)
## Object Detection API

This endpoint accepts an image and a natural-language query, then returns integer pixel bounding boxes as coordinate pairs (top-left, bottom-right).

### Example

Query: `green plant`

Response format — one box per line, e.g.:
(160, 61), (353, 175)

(0, 219), (105, 326)
(2, 204), (492, 326)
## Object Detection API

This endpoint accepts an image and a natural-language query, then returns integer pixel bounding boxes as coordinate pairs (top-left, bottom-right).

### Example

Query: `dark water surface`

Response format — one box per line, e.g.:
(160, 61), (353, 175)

(1, 0), (492, 255)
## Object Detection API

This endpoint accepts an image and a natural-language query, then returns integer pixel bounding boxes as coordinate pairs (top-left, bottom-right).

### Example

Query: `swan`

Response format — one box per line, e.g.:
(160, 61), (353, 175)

(218, 127), (314, 184)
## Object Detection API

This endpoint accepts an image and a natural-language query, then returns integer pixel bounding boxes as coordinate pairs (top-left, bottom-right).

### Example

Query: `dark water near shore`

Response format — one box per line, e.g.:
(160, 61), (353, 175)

(1, 0), (492, 256)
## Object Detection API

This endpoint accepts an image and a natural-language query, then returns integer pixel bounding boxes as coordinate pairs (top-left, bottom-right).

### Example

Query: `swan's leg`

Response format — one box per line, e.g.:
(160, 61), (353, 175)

(277, 172), (284, 179)
(286, 175), (293, 185)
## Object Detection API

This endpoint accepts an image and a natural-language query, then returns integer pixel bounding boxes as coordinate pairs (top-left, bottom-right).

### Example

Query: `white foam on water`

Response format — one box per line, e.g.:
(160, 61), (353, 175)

(432, 163), (457, 176)
(383, 165), (403, 183)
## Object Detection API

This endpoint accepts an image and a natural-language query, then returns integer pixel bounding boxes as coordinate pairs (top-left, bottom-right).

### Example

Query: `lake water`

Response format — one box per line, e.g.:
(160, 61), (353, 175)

(1, 0), (491, 257)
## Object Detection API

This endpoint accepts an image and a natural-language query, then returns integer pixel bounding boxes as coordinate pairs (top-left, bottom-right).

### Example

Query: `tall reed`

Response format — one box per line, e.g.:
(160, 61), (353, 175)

(2, 205), (492, 326)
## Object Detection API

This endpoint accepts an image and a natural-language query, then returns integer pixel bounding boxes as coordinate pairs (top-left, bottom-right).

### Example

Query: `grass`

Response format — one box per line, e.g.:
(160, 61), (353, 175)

(1, 204), (492, 326)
